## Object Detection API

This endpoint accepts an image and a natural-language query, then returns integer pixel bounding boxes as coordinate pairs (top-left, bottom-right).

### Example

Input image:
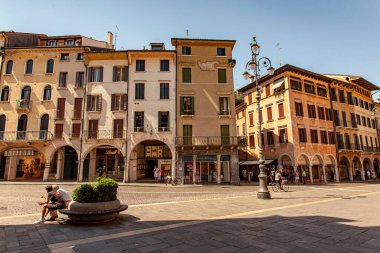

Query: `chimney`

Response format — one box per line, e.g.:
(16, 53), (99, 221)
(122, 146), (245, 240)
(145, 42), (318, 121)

(107, 31), (113, 49)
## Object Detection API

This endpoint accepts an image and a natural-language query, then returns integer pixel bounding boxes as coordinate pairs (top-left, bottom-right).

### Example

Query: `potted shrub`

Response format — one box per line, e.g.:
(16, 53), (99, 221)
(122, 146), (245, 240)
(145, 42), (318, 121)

(60, 178), (127, 223)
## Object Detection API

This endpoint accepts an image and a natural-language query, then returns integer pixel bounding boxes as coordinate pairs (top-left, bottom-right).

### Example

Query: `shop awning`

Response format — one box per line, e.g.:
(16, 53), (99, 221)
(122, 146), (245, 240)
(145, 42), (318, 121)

(272, 80), (284, 90)
(239, 160), (274, 165)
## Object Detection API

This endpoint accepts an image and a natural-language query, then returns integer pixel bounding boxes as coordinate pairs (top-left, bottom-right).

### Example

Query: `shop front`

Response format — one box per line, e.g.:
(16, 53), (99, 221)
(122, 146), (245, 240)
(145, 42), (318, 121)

(95, 148), (124, 180)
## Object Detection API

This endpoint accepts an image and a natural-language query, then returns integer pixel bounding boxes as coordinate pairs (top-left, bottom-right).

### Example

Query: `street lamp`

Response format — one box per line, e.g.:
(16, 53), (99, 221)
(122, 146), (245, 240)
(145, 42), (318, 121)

(243, 36), (275, 200)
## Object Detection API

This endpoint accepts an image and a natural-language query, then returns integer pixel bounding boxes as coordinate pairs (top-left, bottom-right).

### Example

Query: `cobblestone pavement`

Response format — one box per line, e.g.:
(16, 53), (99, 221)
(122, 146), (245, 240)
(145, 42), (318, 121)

(1, 181), (380, 252)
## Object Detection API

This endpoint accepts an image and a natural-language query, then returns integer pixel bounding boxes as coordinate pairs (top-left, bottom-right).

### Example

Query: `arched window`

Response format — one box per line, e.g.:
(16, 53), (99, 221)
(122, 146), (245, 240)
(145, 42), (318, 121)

(5, 60), (13, 74)
(43, 85), (51, 101)
(39, 114), (49, 140)
(46, 59), (54, 73)
(17, 114), (28, 140)
(21, 86), (31, 100)
(1, 86), (9, 101)
(0, 115), (6, 140)
(25, 59), (33, 74)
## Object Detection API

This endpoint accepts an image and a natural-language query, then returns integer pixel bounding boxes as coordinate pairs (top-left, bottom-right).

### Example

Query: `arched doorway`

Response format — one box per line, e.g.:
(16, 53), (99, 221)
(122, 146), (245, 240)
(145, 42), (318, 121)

(21, 86), (31, 100)
(363, 158), (372, 180)
(0, 114), (6, 140)
(352, 156), (362, 181)
(51, 146), (78, 180)
(83, 145), (124, 181)
(17, 114), (28, 140)
(374, 158), (380, 179)
(311, 154), (323, 182)
(130, 140), (173, 182)
(324, 155), (336, 182)
(339, 156), (350, 181)
(297, 154), (310, 183)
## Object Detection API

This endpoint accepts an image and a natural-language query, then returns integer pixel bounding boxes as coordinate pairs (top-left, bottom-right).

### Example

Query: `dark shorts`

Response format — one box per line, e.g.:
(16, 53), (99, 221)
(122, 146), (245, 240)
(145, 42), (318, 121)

(47, 203), (63, 211)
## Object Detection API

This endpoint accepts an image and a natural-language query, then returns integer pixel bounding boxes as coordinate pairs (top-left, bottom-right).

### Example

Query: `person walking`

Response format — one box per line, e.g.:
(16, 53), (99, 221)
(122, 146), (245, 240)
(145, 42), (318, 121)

(302, 170), (307, 184)
(248, 170), (253, 183)
(153, 166), (160, 182)
(295, 170), (300, 185)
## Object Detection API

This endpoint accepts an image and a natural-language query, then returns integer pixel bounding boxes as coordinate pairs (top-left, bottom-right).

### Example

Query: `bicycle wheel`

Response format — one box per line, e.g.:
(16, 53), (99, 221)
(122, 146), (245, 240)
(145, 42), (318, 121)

(272, 184), (279, 192)
(282, 184), (289, 192)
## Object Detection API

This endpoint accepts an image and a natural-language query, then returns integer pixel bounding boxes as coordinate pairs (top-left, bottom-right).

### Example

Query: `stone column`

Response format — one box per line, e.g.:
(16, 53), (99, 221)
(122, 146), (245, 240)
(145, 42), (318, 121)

(348, 166), (353, 182)
(192, 155), (197, 184)
(361, 169), (365, 181)
(43, 160), (50, 181)
(322, 165), (327, 184)
(123, 157), (129, 183)
(56, 149), (64, 180)
(7, 156), (16, 180)
(230, 152), (240, 185)
(217, 154), (221, 184)
(335, 165), (340, 183)
(309, 164), (314, 184)
(171, 158), (176, 182)
(89, 150), (96, 180)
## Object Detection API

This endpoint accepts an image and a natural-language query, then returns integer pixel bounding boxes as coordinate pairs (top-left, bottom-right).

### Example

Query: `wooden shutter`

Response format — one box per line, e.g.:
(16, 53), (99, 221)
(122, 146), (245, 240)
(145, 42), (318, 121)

(278, 103), (284, 118)
(96, 96), (102, 111)
(111, 94), (116, 111)
(99, 67), (103, 82)
(54, 124), (64, 138)
(113, 66), (117, 82)
(191, 96), (194, 114)
(113, 119), (123, 138)
(74, 98), (83, 119)
(88, 67), (93, 82)
(267, 107), (272, 121)
(72, 123), (81, 138)
(86, 95), (92, 111)
(124, 66), (129, 81)
(122, 94), (128, 110)
(57, 98), (66, 119)
(266, 85), (270, 97)
(158, 112), (162, 128)
(249, 113), (254, 126)
(180, 97), (184, 115)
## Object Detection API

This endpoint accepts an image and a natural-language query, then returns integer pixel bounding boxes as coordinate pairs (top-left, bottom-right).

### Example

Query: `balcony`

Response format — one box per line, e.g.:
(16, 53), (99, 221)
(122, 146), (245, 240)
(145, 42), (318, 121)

(16, 99), (31, 111)
(335, 120), (358, 129)
(219, 110), (231, 117)
(0, 131), (53, 142)
(175, 136), (247, 147)
(338, 142), (362, 152)
(84, 130), (125, 140)
(363, 146), (380, 153)
(133, 127), (145, 133)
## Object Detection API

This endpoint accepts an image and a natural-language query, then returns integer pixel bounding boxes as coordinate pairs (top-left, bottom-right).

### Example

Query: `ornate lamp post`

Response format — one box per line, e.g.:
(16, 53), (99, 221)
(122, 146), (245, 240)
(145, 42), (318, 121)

(243, 36), (275, 199)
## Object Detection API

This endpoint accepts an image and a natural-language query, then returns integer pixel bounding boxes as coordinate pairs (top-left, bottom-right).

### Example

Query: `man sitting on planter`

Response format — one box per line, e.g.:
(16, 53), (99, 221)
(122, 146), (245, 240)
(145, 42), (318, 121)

(33, 185), (65, 224)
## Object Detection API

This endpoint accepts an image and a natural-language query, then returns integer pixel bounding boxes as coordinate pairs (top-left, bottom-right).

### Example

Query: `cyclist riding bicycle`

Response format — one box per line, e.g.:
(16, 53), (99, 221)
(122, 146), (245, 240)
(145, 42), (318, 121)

(275, 170), (283, 190)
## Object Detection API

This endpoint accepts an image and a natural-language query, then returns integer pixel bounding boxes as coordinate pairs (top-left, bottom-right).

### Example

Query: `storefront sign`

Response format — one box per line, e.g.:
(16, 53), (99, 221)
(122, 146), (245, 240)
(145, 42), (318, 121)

(221, 155), (230, 161)
(183, 156), (193, 162)
(196, 155), (216, 162)
(104, 149), (121, 155)
(4, 149), (35, 157)
(161, 160), (171, 164)
(145, 146), (163, 158)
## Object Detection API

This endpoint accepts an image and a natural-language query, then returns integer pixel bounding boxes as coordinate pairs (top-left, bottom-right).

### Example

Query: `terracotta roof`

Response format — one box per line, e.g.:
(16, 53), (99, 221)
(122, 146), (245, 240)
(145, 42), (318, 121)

(171, 38), (236, 42)
(324, 74), (379, 91)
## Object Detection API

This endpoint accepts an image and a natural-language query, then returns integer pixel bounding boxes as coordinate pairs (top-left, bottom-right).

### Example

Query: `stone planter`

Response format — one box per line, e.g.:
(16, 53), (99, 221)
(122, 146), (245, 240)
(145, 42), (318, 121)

(59, 199), (128, 223)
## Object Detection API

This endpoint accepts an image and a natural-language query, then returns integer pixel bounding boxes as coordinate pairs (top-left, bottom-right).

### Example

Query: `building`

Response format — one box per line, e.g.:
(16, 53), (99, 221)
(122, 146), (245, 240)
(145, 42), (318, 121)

(171, 38), (244, 184)
(236, 64), (380, 183)
(0, 31), (112, 181)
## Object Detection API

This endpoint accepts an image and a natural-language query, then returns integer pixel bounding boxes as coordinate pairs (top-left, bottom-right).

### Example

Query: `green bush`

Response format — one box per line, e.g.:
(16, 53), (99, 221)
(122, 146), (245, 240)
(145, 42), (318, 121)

(72, 178), (118, 203)
(72, 184), (97, 202)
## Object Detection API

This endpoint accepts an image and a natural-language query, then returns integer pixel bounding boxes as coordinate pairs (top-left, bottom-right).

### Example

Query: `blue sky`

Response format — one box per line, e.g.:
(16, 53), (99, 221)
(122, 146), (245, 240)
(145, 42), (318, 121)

(1, 0), (379, 92)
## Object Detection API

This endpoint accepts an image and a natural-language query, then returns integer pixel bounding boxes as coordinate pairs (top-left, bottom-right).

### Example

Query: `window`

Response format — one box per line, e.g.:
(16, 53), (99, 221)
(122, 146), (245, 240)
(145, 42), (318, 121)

(64, 39), (74, 46)
(71, 123), (81, 138)
(56, 98), (66, 119)
(182, 46), (191, 55)
(307, 104), (316, 118)
(278, 103), (284, 118)
(25, 59), (33, 74)
(362, 116), (366, 127)
(88, 120), (98, 139)
(333, 110), (340, 126)
(136, 60), (145, 71)
(249, 113), (254, 126)
(217, 48), (226, 56)
(351, 113), (357, 128)
(5, 60), (13, 74)
(304, 82), (315, 94)
(46, 59), (54, 74)
(182, 68), (191, 83)
(113, 66), (128, 81)
(330, 87), (337, 101)
(248, 93), (253, 104)
(360, 99), (364, 108)
(75, 72), (85, 87)
(345, 134), (352, 149)
(160, 83), (169, 99)
(339, 90), (345, 103)
(249, 135), (255, 148)
(16, 114), (28, 140)
(310, 129), (318, 143)
(111, 94), (127, 111)
(365, 101), (369, 110)
(21, 86), (31, 100)
(279, 128), (287, 143)
(372, 119), (376, 129)
(367, 118), (371, 128)
(221, 125), (230, 145)
(219, 97), (230, 115)
(113, 119), (124, 138)
(336, 133), (344, 149)
(354, 97), (359, 106)
(317, 86), (327, 97)
(54, 124), (64, 139)
(0, 115), (5, 140)
(325, 108), (332, 121)
(47, 40), (57, 46)
(39, 114), (49, 140)
(218, 69), (227, 83)
(58, 72), (68, 87)
(160, 60), (169, 71)
(290, 78), (302, 91)
(342, 112), (347, 127)
(299, 128), (307, 143)
(267, 131), (274, 145)
(60, 53), (70, 61)
(73, 98), (83, 119)
(242, 123), (246, 136)
(267, 107), (273, 121)
(77, 53), (84, 60)
(180, 96), (194, 115)
(356, 115), (361, 125)
(86, 95), (102, 112)
(43, 85), (51, 101)
(320, 131), (328, 144)
(259, 109), (263, 123)
(183, 125), (192, 145)
(134, 112), (144, 132)
(1, 86), (9, 101)
(295, 102), (303, 116)
(317, 106), (325, 120)
(347, 92), (354, 104)
(135, 83), (145, 99)
(158, 111), (169, 131)
(88, 67), (103, 82)
(328, 131), (335, 144)
(265, 85), (270, 97)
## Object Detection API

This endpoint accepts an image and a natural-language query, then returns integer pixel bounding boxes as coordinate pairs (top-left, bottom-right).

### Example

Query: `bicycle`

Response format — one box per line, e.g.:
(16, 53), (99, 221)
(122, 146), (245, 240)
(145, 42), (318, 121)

(166, 176), (183, 186)
(272, 180), (289, 192)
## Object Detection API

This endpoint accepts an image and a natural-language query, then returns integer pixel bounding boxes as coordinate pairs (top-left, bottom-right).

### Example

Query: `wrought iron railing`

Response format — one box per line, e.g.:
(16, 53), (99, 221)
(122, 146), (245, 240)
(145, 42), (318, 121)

(84, 130), (125, 140)
(0, 131), (53, 141)
(176, 136), (247, 146)
(16, 99), (31, 110)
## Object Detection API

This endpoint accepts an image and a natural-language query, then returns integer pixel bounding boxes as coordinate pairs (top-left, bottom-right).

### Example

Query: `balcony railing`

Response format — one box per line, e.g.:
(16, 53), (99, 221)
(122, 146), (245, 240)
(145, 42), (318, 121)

(219, 110), (231, 116)
(0, 131), (53, 141)
(338, 142), (362, 151)
(363, 146), (380, 153)
(84, 130), (125, 140)
(16, 99), (31, 110)
(176, 136), (247, 146)
(335, 121), (358, 129)
(133, 127), (145, 132)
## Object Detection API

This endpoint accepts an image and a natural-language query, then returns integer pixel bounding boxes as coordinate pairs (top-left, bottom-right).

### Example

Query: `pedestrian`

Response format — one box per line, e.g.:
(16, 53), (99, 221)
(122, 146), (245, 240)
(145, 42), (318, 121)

(248, 170), (253, 183)
(295, 170), (300, 185)
(47, 185), (72, 221)
(302, 170), (307, 184)
(275, 170), (283, 189)
(160, 167), (165, 183)
(242, 168), (247, 181)
(153, 166), (160, 182)
(33, 185), (65, 224)
(366, 170), (371, 180)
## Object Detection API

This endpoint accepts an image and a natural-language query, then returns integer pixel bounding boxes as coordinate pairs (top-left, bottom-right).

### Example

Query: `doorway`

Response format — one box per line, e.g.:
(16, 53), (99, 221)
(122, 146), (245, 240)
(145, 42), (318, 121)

(146, 160), (158, 179)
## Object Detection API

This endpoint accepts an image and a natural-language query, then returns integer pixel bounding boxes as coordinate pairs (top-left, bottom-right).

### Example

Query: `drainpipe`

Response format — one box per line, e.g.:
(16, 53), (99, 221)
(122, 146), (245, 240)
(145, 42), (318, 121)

(77, 47), (89, 182)
(174, 44), (178, 181)
(124, 52), (129, 183)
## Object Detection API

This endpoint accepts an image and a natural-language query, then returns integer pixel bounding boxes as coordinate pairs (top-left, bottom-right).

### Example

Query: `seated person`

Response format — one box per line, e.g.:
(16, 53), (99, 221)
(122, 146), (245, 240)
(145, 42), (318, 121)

(33, 185), (65, 224)
(47, 185), (72, 221)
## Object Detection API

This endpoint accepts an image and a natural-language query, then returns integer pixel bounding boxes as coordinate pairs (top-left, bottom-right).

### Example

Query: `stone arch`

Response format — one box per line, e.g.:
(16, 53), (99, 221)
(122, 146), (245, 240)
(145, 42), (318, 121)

(82, 143), (125, 160)
(374, 158), (380, 173)
(47, 144), (80, 162)
(50, 145), (79, 180)
(311, 153), (324, 166)
(297, 153), (310, 166)
(339, 156), (351, 181)
(278, 153), (293, 167)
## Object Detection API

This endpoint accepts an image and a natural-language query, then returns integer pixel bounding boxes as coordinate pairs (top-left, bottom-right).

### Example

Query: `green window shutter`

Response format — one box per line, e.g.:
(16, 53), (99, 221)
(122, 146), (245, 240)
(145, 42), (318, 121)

(191, 96), (194, 114)
(227, 97), (230, 113)
(180, 96), (184, 115)
(183, 68), (191, 83)
(112, 66), (117, 82)
(158, 112), (162, 128)
(218, 69), (227, 83)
